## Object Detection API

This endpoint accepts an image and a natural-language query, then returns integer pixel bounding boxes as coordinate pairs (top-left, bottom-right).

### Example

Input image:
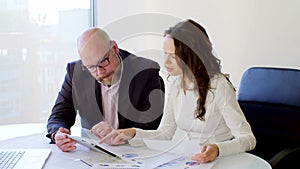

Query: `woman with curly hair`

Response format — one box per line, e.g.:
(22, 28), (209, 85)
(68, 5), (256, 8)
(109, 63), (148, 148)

(99, 19), (256, 163)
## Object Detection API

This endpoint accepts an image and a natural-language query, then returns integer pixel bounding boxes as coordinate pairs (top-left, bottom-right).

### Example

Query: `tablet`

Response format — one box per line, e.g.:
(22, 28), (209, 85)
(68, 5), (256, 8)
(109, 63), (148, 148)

(67, 135), (122, 159)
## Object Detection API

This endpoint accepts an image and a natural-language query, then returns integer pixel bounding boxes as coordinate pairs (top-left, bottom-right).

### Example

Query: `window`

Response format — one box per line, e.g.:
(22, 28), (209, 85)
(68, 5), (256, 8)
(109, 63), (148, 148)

(0, 0), (92, 124)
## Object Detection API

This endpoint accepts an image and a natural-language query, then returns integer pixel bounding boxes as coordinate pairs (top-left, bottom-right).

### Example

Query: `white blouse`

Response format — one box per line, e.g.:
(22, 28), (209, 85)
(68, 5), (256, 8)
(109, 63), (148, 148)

(129, 74), (256, 157)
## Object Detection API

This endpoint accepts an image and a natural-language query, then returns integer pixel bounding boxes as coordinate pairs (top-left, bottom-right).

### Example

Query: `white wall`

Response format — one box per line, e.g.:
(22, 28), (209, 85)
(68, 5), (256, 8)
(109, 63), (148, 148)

(96, 0), (300, 89)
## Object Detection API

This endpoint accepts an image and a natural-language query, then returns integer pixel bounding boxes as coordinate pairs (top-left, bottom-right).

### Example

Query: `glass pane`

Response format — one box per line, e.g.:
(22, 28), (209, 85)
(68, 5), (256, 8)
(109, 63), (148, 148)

(0, 0), (91, 124)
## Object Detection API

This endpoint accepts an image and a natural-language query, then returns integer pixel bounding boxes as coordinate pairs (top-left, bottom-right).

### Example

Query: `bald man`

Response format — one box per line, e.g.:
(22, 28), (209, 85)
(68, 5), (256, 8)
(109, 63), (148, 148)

(46, 28), (165, 152)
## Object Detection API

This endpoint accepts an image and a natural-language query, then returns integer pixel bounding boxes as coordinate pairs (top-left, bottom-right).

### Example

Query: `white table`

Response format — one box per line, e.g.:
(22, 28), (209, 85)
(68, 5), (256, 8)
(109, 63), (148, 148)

(0, 123), (272, 169)
(0, 123), (82, 141)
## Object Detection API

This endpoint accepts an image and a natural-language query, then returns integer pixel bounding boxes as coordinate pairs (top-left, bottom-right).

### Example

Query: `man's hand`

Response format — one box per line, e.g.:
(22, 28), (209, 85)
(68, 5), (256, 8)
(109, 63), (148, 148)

(54, 127), (77, 152)
(191, 144), (219, 163)
(99, 128), (136, 146)
(90, 121), (113, 139)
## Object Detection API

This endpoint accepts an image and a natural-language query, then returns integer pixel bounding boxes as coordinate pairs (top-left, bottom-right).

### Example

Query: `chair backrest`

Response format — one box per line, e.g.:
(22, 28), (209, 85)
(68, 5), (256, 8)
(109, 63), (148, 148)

(237, 67), (300, 161)
(238, 67), (300, 107)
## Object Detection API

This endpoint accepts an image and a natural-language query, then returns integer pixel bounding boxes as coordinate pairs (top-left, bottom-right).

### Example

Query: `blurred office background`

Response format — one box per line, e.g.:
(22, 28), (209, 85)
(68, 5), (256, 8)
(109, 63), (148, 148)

(0, 0), (91, 124)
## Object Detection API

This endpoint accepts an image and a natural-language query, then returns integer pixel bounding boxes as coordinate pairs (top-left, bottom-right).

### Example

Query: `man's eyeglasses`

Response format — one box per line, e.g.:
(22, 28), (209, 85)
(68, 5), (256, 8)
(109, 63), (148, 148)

(82, 47), (112, 73)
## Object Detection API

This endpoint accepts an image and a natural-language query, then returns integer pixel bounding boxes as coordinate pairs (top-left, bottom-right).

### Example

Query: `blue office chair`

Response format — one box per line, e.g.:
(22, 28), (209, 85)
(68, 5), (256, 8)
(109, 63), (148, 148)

(237, 67), (300, 169)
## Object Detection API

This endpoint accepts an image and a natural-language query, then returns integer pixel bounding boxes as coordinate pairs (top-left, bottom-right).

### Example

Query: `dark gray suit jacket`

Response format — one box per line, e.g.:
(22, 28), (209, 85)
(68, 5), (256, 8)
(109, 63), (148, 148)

(46, 49), (165, 141)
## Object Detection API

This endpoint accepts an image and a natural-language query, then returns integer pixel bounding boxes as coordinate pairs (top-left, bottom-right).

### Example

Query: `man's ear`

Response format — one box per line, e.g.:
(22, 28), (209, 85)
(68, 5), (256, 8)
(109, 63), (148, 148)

(111, 40), (119, 54)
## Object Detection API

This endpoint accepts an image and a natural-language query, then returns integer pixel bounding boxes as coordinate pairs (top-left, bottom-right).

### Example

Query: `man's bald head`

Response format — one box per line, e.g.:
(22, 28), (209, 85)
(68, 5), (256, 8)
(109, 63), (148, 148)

(77, 27), (111, 55)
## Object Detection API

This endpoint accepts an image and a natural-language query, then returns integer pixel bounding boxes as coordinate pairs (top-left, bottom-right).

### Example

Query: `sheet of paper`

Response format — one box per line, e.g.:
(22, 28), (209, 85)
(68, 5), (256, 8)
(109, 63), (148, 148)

(155, 155), (216, 169)
(78, 129), (215, 169)
(99, 143), (181, 168)
(144, 139), (201, 155)
(144, 139), (215, 169)
(77, 129), (181, 168)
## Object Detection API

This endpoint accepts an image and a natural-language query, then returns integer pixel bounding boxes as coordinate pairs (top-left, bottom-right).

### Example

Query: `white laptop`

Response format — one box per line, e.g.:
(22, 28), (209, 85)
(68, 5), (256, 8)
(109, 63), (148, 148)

(0, 148), (51, 169)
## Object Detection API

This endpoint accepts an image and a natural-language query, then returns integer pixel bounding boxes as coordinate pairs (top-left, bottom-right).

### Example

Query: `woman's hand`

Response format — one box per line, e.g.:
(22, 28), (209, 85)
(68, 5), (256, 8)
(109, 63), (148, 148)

(191, 144), (219, 163)
(99, 128), (136, 146)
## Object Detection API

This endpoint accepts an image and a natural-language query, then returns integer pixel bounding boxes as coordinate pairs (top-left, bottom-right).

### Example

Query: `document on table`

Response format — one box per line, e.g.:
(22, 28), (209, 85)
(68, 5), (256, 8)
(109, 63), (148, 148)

(144, 139), (201, 155)
(99, 143), (181, 168)
(144, 139), (216, 169)
(75, 129), (181, 168)
(76, 129), (215, 169)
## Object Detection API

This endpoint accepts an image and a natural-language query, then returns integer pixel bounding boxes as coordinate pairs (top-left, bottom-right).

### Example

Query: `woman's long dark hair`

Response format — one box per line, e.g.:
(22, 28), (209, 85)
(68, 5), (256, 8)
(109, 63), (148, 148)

(164, 19), (222, 121)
